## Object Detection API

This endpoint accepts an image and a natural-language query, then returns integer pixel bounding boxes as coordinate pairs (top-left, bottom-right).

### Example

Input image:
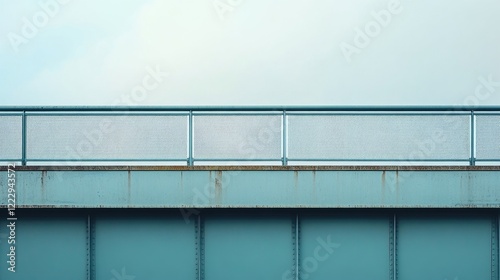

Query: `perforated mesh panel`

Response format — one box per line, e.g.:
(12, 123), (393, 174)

(287, 115), (470, 160)
(0, 115), (22, 160)
(193, 115), (282, 159)
(475, 115), (500, 160)
(4, 111), (482, 164)
(26, 115), (188, 160)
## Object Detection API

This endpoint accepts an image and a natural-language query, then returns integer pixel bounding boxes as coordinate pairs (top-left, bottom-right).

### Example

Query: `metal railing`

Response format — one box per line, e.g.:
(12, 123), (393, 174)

(1, 106), (499, 166)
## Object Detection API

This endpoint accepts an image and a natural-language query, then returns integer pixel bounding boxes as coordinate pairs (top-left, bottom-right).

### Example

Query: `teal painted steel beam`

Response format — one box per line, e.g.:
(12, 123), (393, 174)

(1, 166), (499, 208)
(1, 209), (496, 280)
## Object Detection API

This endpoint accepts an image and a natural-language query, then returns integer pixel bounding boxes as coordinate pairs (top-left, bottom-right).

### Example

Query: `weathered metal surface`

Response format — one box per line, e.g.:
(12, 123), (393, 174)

(0, 210), (497, 279)
(94, 216), (196, 280)
(204, 215), (293, 280)
(300, 216), (391, 279)
(397, 216), (492, 280)
(1, 167), (499, 208)
(0, 216), (88, 279)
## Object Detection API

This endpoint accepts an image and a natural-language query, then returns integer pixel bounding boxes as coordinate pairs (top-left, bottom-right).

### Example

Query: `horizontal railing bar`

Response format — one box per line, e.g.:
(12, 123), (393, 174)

(3, 165), (500, 171)
(285, 113), (472, 116)
(1, 106), (500, 112)
(473, 112), (500, 115)
(26, 158), (188, 162)
(3, 159), (493, 163)
(24, 112), (190, 116)
(192, 113), (283, 116)
(287, 158), (469, 162)
(8, 112), (476, 117)
(2, 159), (477, 162)
(23, 112), (189, 117)
(193, 158), (281, 162)
(0, 113), (23, 116)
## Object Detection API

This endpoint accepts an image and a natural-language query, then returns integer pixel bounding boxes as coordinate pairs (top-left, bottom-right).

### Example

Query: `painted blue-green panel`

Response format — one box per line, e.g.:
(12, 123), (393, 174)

(129, 171), (206, 206)
(204, 215), (293, 280)
(398, 216), (492, 280)
(299, 215), (390, 280)
(94, 215), (196, 280)
(0, 216), (87, 279)
(2, 169), (500, 208)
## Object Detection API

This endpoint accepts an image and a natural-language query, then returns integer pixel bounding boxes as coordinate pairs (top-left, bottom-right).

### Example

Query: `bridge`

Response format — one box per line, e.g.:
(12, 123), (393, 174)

(1, 106), (499, 279)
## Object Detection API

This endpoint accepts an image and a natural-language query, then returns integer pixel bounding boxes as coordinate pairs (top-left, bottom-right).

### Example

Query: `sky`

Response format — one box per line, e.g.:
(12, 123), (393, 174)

(1, 0), (500, 106)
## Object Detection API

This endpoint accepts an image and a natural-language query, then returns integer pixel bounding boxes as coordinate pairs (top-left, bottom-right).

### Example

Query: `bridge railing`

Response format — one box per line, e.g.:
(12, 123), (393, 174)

(1, 106), (499, 166)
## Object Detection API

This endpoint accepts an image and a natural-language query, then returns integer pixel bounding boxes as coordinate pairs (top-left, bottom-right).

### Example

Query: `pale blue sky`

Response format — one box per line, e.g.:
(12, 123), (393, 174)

(1, 0), (500, 106)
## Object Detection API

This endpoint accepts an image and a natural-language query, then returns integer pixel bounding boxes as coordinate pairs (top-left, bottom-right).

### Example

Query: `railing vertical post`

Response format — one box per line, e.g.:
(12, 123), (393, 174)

(21, 111), (27, 166)
(282, 110), (288, 166)
(470, 110), (475, 166)
(189, 110), (194, 166)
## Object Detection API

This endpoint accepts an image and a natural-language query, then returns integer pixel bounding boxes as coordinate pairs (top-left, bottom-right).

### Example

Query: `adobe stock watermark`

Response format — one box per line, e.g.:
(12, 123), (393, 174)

(463, 74), (500, 106)
(339, 0), (403, 62)
(111, 267), (135, 280)
(64, 65), (168, 160)
(180, 170), (241, 223)
(7, 0), (72, 53)
(180, 115), (282, 223)
(384, 127), (448, 191)
(213, 0), (243, 21)
(237, 115), (281, 158)
(53, 65), (168, 182)
(384, 73), (500, 189)
(282, 235), (340, 280)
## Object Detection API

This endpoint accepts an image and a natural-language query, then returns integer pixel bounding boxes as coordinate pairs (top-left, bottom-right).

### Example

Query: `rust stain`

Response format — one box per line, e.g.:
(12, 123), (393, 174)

(381, 171), (386, 202)
(467, 172), (473, 203)
(312, 170), (316, 196)
(127, 170), (131, 204)
(395, 170), (400, 196)
(180, 171), (184, 191)
(381, 170), (386, 204)
(215, 171), (223, 203)
(294, 171), (299, 190)
(41, 170), (46, 201)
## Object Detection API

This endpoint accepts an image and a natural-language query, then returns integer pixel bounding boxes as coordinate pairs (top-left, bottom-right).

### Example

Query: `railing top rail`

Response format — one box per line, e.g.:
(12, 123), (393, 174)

(0, 105), (500, 112)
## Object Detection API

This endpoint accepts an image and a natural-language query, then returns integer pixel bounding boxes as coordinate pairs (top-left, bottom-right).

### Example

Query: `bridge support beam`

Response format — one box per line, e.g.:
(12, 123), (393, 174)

(1, 166), (499, 208)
